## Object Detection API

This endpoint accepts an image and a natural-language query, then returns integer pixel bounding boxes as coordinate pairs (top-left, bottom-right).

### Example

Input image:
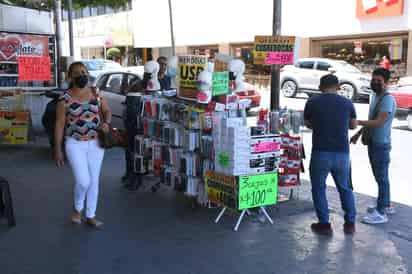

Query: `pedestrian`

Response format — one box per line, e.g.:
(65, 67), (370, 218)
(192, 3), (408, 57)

(122, 79), (146, 191)
(304, 74), (358, 235)
(379, 56), (391, 71)
(157, 56), (171, 91)
(54, 62), (112, 229)
(350, 68), (396, 224)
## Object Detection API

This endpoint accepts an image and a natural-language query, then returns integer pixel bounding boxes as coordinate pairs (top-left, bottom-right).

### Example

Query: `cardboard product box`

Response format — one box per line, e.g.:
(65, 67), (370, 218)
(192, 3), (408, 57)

(0, 111), (30, 127)
(0, 126), (28, 145)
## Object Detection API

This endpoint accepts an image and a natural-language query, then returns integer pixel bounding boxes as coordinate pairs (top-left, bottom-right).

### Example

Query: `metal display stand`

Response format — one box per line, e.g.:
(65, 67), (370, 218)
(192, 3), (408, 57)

(214, 206), (274, 232)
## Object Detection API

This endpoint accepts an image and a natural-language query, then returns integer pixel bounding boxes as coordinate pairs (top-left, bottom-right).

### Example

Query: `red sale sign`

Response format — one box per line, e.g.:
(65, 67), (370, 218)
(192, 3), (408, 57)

(18, 56), (51, 81)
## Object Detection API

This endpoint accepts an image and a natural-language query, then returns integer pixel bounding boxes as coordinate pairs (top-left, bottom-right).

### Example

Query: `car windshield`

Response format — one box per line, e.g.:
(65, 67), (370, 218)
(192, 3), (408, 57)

(84, 60), (105, 71)
(335, 61), (361, 73)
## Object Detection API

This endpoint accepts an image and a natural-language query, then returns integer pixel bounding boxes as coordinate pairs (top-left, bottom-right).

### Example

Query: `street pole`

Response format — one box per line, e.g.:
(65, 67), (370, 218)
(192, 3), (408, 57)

(67, 0), (74, 57)
(168, 0), (176, 56)
(54, 0), (64, 87)
(270, 0), (282, 111)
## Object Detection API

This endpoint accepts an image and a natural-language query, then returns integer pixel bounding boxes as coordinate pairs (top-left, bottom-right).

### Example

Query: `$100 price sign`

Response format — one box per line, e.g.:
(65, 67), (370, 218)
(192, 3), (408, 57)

(238, 173), (278, 210)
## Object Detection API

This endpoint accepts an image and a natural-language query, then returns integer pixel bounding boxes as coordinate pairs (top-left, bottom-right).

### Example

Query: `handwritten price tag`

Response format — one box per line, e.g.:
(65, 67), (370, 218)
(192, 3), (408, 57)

(264, 52), (294, 65)
(252, 141), (280, 153)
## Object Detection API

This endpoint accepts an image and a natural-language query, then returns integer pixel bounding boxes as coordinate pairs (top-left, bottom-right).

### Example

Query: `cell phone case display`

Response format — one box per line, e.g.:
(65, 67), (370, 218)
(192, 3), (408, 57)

(136, 95), (215, 199)
(278, 134), (303, 187)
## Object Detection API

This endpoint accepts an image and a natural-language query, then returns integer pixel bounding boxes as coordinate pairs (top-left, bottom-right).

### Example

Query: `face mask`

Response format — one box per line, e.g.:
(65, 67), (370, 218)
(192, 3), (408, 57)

(73, 75), (88, 88)
(371, 81), (383, 94)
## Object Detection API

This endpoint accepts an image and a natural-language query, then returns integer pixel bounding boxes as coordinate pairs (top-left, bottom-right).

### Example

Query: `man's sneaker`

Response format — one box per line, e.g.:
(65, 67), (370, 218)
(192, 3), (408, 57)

(310, 223), (333, 235)
(367, 204), (396, 215)
(343, 223), (356, 234)
(362, 209), (388, 224)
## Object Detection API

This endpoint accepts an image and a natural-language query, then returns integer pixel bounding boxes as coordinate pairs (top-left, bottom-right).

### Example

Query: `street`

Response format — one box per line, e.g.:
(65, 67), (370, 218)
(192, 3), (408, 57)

(259, 88), (412, 207)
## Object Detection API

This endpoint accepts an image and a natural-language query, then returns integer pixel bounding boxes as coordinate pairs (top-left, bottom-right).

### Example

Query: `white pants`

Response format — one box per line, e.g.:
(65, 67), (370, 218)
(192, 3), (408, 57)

(65, 138), (105, 218)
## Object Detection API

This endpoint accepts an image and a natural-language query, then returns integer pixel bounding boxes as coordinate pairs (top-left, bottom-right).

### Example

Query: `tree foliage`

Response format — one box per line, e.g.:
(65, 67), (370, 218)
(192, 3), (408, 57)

(1, 0), (130, 10)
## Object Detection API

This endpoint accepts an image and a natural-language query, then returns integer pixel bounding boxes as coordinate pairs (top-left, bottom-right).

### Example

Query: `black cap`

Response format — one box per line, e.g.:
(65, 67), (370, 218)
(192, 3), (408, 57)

(319, 74), (339, 90)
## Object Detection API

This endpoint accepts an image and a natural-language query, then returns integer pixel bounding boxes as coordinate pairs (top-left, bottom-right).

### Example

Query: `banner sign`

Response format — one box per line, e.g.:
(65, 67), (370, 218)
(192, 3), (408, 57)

(205, 170), (237, 209)
(178, 55), (207, 100)
(238, 173), (278, 210)
(0, 33), (49, 62)
(212, 71), (229, 96)
(18, 56), (51, 81)
(0, 32), (54, 88)
(253, 36), (295, 65)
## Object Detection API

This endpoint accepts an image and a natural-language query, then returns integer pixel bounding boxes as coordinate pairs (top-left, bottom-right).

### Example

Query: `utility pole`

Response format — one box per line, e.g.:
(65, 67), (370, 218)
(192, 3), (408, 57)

(67, 0), (74, 57)
(54, 0), (63, 87)
(270, 0), (282, 110)
(168, 0), (176, 56)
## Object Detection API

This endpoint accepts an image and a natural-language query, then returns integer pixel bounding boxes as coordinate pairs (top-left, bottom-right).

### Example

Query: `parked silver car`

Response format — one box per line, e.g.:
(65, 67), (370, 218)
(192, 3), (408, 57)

(94, 71), (142, 128)
(280, 58), (372, 100)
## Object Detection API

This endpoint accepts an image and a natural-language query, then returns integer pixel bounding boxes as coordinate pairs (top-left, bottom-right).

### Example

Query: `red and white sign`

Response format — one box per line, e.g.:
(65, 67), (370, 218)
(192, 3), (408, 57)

(18, 56), (51, 81)
(357, 0), (404, 19)
(0, 33), (49, 62)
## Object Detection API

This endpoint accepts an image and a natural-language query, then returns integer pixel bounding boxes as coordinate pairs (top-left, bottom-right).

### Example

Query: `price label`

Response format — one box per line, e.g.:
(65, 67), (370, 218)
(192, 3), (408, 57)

(238, 173), (278, 210)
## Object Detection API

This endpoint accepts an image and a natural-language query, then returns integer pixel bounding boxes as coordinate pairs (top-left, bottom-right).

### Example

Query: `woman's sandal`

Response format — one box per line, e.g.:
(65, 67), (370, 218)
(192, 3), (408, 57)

(71, 211), (82, 224)
(85, 218), (104, 229)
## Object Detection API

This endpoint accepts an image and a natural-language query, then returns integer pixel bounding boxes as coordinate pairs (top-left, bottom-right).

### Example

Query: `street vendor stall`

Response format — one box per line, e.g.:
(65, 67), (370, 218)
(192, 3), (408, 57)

(0, 4), (57, 145)
(124, 49), (304, 231)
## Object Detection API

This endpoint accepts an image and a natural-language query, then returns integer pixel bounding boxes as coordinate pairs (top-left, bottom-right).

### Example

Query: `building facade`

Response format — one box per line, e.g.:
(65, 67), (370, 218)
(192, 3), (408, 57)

(62, 0), (412, 77)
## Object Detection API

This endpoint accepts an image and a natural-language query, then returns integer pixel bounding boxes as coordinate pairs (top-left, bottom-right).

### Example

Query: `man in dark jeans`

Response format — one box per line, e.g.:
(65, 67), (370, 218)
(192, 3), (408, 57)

(351, 68), (396, 224)
(304, 74), (358, 235)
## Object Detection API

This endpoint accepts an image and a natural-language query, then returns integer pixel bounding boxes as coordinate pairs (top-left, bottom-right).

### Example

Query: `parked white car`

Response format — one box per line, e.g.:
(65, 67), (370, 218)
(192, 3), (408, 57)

(83, 59), (124, 82)
(280, 58), (372, 100)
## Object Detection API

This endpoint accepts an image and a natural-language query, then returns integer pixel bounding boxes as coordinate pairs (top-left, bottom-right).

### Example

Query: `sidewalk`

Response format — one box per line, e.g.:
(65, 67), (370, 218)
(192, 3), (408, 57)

(0, 137), (411, 274)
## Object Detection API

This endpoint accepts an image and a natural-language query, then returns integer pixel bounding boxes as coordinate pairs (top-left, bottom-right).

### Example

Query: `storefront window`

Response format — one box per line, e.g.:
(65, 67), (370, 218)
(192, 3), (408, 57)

(321, 37), (408, 79)
(189, 47), (219, 58)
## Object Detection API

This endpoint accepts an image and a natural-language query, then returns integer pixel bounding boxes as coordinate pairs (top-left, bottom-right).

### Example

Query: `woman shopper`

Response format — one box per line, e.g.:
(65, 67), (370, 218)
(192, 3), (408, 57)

(54, 62), (112, 229)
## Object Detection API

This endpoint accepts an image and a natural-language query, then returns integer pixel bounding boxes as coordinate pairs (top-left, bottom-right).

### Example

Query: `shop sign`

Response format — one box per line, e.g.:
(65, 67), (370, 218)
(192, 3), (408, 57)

(356, 0), (404, 19)
(0, 32), (49, 62)
(253, 35), (295, 65)
(238, 173), (278, 210)
(212, 71), (229, 96)
(178, 55), (207, 100)
(205, 170), (238, 209)
(18, 56), (51, 81)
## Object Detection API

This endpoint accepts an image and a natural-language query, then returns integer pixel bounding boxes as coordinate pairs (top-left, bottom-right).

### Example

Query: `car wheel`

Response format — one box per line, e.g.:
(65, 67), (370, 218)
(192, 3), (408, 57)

(339, 83), (357, 101)
(407, 112), (412, 131)
(281, 80), (298, 98)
